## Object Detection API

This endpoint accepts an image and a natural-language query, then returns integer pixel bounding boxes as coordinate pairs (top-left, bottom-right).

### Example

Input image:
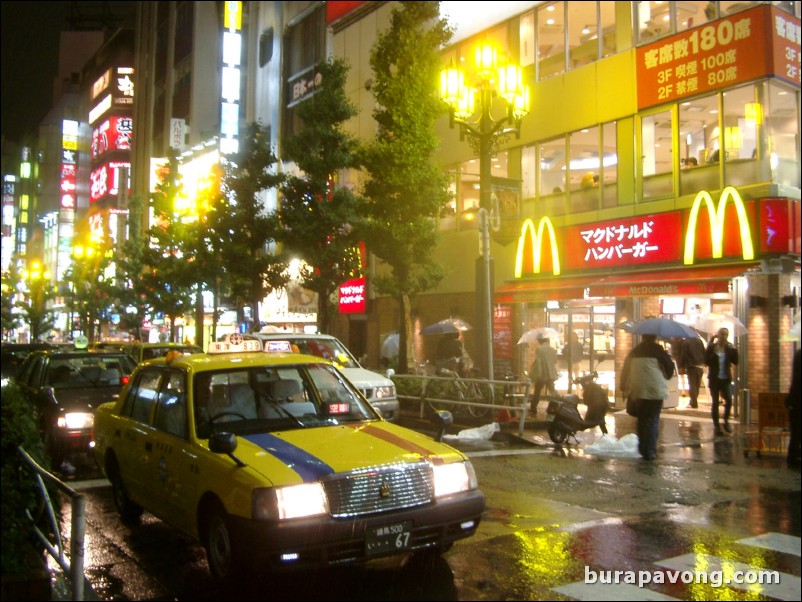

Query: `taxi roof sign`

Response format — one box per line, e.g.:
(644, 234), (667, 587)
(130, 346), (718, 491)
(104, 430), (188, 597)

(264, 340), (293, 353)
(208, 339), (262, 354)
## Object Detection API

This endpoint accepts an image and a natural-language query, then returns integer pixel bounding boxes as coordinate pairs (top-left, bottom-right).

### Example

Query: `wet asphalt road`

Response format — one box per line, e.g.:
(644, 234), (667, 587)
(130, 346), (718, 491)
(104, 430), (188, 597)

(54, 407), (801, 600)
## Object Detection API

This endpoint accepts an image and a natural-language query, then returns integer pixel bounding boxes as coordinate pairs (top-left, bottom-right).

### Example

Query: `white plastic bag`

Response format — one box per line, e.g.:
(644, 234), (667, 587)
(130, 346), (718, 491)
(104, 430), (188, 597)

(584, 433), (640, 457)
(443, 422), (500, 442)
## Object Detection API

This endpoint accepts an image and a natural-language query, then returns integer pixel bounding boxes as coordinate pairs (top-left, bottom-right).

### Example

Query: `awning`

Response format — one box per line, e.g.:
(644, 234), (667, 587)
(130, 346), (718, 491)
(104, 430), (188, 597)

(587, 264), (757, 298)
(495, 275), (599, 304)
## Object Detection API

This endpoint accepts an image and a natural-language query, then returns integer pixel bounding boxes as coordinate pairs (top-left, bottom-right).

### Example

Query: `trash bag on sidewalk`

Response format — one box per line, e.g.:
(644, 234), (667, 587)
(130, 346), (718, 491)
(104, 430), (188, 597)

(584, 433), (640, 457)
(443, 422), (500, 442)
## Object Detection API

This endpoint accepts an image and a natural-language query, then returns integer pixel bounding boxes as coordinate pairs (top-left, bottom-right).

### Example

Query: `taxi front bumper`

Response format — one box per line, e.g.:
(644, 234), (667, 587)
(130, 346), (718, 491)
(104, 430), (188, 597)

(230, 489), (485, 570)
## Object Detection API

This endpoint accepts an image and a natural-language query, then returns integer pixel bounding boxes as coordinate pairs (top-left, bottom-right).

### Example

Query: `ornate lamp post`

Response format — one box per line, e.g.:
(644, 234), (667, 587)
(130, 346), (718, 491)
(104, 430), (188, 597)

(439, 42), (530, 379)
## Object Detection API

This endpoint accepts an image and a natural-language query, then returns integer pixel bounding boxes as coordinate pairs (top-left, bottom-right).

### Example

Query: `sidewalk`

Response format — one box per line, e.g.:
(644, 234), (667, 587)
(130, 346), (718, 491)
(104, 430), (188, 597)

(498, 401), (790, 465)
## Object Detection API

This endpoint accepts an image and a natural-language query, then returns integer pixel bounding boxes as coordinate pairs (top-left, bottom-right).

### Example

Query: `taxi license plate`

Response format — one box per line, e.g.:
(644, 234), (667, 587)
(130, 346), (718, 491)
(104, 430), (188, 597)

(365, 521), (412, 555)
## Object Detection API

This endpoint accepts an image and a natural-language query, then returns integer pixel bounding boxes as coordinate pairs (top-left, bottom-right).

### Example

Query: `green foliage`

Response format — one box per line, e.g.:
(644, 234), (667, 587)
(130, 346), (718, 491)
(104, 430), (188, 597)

(358, 1), (454, 370)
(1, 382), (48, 576)
(1, 266), (21, 337)
(279, 57), (363, 332)
(16, 277), (57, 342)
(213, 123), (289, 325)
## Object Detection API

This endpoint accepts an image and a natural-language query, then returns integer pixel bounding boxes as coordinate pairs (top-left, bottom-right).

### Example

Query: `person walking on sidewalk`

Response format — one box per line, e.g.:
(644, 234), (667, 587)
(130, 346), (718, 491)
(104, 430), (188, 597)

(621, 334), (675, 460)
(680, 333), (706, 408)
(529, 336), (558, 412)
(705, 327), (739, 436)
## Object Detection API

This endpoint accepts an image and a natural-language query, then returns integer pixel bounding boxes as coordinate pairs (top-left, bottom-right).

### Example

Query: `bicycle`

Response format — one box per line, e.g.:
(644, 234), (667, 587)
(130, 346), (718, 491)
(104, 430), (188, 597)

(426, 366), (495, 419)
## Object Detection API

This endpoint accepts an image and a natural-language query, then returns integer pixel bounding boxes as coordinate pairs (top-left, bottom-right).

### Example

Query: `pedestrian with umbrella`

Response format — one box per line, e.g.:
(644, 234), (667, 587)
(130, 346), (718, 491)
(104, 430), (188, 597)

(705, 327), (739, 436)
(528, 335), (558, 413)
(621, 333), (675, 460)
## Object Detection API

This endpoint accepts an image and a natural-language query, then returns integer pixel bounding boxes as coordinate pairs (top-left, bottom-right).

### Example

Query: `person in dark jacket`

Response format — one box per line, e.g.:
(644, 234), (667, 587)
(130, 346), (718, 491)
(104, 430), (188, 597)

(786, 348), (801, 468)
(705, 327), (739, 436)
(679, 334), (706, 408)
(621, 334), (675, 460)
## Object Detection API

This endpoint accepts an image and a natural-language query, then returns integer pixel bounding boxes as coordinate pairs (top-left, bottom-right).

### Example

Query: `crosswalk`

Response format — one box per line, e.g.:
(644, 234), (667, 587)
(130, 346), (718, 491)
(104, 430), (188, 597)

(554, 532), (801, 601)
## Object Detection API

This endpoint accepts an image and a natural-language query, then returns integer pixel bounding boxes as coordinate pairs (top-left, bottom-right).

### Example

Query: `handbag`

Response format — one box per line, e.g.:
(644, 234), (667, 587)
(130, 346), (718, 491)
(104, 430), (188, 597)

(626, 395), (639, 417)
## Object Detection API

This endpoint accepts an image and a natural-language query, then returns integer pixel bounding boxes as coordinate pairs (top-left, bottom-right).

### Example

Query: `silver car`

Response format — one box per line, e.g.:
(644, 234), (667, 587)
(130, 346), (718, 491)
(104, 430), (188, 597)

(243, 333), (399, 422)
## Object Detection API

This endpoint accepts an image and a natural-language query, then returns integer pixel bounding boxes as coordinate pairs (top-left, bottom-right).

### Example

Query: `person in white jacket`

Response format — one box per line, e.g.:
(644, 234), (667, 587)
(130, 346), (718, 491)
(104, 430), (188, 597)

(621, 334), (675, 460)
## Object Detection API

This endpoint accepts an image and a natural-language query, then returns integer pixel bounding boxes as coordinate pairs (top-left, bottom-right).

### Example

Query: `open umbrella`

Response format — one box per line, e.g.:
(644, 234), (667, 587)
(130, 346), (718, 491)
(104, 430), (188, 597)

(420, 318), (473, 336)
(616, 320), (636, 333)
(630, 317), (698, 339)
(380, 333), (399, 360)
(781, 318), (801, 342)
(692, 313), (747, 337)
(517, 327), (560, 345)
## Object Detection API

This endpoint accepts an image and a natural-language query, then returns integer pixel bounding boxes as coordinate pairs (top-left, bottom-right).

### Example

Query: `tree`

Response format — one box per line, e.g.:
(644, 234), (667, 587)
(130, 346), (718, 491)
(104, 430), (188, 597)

(1, 263), (22, 339)
(212, 123), (288, 329)
(17, 273), (57, 342)
(358, 1), (454, 372)
(279, 57), (363, 333)
(128, 150), (196, 342)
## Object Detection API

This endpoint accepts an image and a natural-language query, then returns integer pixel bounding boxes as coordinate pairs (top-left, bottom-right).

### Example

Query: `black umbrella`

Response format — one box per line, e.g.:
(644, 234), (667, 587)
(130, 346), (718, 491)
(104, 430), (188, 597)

(420, 318), (473, 336)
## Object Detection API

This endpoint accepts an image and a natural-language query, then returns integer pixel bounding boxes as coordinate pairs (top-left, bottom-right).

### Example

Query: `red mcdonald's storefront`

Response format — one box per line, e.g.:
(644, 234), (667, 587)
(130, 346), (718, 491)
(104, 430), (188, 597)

(494, 187), (801, 410)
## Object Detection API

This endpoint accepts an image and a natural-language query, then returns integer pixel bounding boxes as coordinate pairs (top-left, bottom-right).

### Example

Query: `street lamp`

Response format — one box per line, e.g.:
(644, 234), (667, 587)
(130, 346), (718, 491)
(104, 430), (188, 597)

(439, 42), (530, 379)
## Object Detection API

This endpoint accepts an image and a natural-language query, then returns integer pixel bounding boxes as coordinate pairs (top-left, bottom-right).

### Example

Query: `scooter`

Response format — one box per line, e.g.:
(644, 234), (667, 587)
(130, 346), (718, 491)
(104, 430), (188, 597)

(545, 371), (609, 445)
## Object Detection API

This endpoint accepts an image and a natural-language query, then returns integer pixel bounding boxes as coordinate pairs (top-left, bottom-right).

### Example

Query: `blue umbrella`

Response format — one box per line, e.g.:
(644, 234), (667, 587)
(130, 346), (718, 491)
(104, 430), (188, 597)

(630, 317), (698, 339)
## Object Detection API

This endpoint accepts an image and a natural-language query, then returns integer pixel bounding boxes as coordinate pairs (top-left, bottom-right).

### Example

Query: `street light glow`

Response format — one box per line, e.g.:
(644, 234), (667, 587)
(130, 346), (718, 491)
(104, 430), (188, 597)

(439, 41), (530, 379)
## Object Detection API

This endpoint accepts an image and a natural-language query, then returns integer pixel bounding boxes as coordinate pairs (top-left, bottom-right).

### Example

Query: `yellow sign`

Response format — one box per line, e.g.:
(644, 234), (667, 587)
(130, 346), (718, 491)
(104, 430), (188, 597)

(224, 2), (242, 30)
(684, 186), (754, 265)
(514, 216), (561, 277)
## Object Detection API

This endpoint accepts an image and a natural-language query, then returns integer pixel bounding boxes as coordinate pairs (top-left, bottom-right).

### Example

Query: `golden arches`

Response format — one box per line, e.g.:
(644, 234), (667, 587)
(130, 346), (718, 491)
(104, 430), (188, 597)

(514, 217), (561, 278)
(684, 186), (755, 265)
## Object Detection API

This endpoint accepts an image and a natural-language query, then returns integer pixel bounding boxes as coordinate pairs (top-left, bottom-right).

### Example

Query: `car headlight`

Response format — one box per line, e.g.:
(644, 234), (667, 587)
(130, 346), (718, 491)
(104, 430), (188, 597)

(252, 483), (329, 521)
(57, 412), (94, 430)
(432, 460), (477, 498)
(374, 385), (395, 400)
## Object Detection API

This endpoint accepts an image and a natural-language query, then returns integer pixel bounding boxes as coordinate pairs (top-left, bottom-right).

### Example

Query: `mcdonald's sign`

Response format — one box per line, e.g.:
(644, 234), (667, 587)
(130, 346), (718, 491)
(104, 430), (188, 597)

(684, 186), (754, 265)
(514, 216), (561, 278)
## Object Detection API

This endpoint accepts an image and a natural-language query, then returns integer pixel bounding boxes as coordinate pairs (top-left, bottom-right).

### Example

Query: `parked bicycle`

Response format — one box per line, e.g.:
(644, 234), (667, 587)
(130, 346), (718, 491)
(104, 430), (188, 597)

(426, 366), (495, 419)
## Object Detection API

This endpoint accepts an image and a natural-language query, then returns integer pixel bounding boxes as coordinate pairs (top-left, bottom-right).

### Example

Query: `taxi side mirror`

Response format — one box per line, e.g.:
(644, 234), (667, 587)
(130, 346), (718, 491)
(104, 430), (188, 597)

(431, 410), (453, 442)
(209, 432), (237, 454)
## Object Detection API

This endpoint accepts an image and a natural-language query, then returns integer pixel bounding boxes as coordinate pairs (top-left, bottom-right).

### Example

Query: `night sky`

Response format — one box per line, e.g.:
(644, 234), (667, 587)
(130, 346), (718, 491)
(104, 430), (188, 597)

(1, 1), (73, 143)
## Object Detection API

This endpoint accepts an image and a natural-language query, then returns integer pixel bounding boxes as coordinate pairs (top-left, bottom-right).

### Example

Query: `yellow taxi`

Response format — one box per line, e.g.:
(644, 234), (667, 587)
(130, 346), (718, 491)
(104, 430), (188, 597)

(92, 338), (484, 581)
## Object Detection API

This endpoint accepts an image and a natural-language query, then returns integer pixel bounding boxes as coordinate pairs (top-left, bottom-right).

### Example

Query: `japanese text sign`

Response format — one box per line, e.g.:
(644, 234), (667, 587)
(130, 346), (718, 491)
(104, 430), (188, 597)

(637, 5), (801, 110)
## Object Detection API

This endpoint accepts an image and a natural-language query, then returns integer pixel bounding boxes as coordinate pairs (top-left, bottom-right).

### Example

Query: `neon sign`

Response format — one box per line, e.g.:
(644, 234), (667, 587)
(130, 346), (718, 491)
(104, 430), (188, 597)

(684, 186), (754, 265)
(514, 216), (561, 277)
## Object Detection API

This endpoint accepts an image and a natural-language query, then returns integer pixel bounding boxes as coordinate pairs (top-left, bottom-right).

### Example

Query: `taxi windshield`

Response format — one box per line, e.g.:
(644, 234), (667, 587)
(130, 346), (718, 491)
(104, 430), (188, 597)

(193, 363), (376, 438)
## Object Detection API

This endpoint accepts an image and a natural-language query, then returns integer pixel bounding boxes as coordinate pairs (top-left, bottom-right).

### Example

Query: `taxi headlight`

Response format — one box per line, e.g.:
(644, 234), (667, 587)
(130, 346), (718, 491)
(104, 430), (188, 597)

(253, 483), (329, 521)
(375, 385), (395, 400)
(432, 460), (477, 498)
(57, 412), (94, 430)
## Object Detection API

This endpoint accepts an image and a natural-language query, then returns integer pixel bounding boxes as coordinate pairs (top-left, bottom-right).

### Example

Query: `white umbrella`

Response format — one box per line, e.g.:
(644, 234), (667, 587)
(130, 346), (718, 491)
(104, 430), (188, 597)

(781, 318), (801, 342)
(518, 327), (560, 345)
(381, 333), (399, 359)
(692, 313), (747, 337)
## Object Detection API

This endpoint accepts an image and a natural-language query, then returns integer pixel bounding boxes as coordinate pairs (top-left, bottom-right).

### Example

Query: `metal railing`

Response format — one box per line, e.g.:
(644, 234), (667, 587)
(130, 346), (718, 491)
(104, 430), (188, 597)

(392, 373), (532, 436)
(17, 446), (86, 601)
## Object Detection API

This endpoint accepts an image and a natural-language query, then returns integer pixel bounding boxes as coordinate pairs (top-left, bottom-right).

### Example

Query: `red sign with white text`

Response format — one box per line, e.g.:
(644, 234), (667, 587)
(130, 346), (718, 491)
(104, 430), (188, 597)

(636, 5), (801, 110)
(338, 277), (366, 314)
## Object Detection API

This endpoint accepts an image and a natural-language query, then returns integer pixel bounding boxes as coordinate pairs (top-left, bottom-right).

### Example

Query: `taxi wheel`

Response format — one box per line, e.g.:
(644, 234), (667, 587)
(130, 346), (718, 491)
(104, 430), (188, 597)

(204, 505), (242, 582)
(108, 458), (142, 526)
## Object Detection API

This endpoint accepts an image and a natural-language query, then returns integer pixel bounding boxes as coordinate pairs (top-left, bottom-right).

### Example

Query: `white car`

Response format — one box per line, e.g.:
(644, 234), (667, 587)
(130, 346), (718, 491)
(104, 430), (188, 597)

(244, 333), (400, 422)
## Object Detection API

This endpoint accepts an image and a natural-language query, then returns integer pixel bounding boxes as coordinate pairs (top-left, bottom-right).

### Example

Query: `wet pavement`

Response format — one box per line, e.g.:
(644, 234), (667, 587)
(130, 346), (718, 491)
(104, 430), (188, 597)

(50, 400), (800, 601)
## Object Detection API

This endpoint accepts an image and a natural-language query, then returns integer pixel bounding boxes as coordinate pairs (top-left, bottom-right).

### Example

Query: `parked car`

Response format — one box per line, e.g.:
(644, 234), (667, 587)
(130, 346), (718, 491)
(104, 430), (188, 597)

(244, 333), (400, 421)
(93, 339), (483, 581)
(15, 345), (137, 470)
(1, 342), (57, 384)
(122, 342), (204, 363)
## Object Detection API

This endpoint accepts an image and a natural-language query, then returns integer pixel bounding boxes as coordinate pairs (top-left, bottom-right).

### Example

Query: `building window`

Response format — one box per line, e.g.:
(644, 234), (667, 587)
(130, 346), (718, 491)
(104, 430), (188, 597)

(537, 1), (566, 79)
(640, 108), (674, 199)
